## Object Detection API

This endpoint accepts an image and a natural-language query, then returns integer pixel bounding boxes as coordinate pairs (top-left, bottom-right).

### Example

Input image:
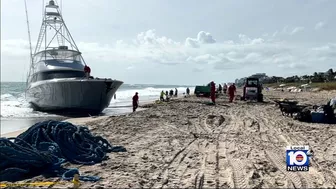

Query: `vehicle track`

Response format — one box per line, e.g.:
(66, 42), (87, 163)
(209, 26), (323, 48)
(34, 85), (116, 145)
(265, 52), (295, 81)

(218, 110), (251, 188)
(247, 107), (309, 177)
(150, 109), (211, 188)
(229, 159), (248, 188)
(230, 105), (308, 188)
(160, 112), (231, 188)
(150, 137), (199, 188)
(194, 140), (209, 189)
(265, 148), (307, 188)
(193, 113), (230, 188)
(260, 108), (316, 188)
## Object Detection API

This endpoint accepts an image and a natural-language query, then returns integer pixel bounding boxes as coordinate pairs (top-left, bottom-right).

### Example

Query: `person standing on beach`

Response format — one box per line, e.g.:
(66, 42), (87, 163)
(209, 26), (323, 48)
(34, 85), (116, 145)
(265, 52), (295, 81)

(174, 88), (178, 97)
(223, 83), (228, 94)
(228, 83), (236, 102)
(218, 84), (222, 93)
(160, 90), (165, 101)
(169, 89), (174, 97)
(210, 81), (216, 104)
(132, 92), (139, 112)
(186, 87), (190, 96)
(165, 91), (170, 101)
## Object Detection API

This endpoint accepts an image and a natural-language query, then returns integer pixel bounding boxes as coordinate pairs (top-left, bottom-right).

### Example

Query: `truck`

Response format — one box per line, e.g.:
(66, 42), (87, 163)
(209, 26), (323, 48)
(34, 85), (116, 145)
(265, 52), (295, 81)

(194, 82), (218, 97)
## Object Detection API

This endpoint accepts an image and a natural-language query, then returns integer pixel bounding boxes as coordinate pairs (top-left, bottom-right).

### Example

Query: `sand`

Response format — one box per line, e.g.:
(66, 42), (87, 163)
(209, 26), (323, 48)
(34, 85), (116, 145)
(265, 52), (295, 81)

(3, 90), (336, 188)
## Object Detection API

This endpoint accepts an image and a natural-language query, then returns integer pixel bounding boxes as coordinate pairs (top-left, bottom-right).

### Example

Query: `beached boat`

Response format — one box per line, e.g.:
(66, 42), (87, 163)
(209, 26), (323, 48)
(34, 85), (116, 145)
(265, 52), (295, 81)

(25, 0), (123, 115)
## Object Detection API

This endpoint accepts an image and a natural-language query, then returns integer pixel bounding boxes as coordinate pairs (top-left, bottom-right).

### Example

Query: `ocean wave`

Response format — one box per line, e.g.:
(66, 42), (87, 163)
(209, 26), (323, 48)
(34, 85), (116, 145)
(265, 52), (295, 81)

(0, 85), (194, 118)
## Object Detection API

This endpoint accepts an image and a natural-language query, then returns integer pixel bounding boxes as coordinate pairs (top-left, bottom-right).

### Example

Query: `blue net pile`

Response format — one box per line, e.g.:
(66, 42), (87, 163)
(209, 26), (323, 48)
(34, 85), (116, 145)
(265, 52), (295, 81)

(0, 120), (126, 182)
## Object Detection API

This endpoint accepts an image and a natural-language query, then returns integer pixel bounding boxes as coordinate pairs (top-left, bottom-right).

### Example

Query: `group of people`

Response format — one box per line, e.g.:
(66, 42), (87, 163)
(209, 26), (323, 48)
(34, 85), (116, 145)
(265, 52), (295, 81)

(217, 83), (228, 94)
(131, 87), (192, 113)
(209, 81), (236, 104)
(131, 83), (235, 113)
(160, 88), (180, 101)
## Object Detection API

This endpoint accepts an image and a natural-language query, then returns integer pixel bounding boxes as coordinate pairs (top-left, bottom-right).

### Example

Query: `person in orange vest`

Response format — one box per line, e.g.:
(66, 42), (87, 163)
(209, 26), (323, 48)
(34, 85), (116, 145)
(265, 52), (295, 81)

(84, 65), (91, 78)
(132, 92), (139, 112)
(210, 81), (216, 104)
(228, 83), (236, 102)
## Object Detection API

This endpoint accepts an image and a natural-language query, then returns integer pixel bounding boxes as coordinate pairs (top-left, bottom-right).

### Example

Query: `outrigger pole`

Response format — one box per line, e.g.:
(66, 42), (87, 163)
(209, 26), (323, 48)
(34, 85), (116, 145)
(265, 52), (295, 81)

(24, 0), (34, 87)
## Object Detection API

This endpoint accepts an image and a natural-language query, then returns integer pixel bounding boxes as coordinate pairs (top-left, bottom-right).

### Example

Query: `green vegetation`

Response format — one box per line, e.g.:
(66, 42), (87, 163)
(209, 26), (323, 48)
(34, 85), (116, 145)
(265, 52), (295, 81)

(263, 82), (336, 91)
(235, 68), (336, 90)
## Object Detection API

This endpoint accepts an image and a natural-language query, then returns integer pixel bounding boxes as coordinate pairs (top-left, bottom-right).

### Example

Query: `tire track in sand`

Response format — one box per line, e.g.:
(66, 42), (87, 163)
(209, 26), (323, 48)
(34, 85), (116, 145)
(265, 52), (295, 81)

(150, 137), (198, 188)
(265, 148), (308, 188)
(252, 108), (314, 188)
(202, 113), (231, 189)
(229, 159), (248, 188)
(194, 140), (209, 189)
(151, 114), (206, 188)
(226, 111), (249, 188)
(220, 109), (249, 188)
(175, 113), (231, 188)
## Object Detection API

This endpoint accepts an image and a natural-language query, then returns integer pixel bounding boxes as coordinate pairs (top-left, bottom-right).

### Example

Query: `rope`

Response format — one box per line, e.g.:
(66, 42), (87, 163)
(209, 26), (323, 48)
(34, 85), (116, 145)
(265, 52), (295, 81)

(0, 120), (126, 182)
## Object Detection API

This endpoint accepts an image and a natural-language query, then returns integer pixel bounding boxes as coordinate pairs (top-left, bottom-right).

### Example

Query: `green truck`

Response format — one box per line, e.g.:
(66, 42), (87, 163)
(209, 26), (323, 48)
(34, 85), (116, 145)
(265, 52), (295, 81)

(194, 83), (218, 97)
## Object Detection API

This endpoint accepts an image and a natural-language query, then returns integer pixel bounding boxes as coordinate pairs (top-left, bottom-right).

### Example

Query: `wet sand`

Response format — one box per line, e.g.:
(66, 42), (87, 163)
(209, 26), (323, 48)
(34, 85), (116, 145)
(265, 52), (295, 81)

(3, 90), (336, 188)
(0, 117), (66, 137)
(0, 105), (149, 137)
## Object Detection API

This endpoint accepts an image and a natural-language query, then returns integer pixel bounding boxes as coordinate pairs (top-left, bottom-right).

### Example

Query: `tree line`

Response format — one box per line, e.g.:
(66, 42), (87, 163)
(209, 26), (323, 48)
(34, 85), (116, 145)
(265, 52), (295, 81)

(235, 68), (336, 86)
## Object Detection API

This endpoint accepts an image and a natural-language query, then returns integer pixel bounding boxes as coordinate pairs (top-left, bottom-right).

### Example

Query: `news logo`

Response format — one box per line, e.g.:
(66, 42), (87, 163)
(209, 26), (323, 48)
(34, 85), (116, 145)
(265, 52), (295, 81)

(286, 146), (310, 171)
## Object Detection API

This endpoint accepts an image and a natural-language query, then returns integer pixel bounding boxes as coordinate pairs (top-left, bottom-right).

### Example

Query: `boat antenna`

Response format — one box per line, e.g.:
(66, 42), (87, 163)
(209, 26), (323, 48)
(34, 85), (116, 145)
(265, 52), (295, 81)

(60, 0), (64, 45)
(24, 0), (33, 86)
(42, 0), (45, 19)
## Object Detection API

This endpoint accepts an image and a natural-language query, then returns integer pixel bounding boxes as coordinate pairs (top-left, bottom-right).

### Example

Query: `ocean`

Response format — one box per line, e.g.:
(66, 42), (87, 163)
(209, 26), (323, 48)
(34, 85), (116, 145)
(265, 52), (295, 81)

(0, 82), (194, 135)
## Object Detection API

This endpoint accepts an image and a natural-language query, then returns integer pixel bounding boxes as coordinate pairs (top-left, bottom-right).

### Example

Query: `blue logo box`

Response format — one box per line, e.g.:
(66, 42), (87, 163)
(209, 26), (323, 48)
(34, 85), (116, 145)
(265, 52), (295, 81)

(286, 146), (309, 172)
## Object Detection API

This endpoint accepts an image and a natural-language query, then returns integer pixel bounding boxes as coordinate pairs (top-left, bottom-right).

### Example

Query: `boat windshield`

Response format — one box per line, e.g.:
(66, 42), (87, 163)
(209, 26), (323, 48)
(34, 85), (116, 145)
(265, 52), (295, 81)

(34, 49), (82, 63)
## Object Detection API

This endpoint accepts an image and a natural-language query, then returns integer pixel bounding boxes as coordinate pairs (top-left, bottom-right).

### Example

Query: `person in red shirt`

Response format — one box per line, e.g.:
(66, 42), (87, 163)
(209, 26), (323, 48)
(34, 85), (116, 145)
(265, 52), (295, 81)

(228, 83), (236, 102)
(84, 65), (91, 78)
(210, 81), (216, 104)
(132, 92), (139, 112)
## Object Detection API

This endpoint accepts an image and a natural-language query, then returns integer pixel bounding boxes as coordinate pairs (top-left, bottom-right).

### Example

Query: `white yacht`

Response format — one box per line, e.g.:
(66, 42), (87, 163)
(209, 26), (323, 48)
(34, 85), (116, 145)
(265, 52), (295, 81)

(25, 0), (123, 115)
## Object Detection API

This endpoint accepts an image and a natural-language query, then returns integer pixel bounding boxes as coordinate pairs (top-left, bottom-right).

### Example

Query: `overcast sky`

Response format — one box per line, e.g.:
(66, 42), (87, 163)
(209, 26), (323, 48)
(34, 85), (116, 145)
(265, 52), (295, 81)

(1, 0), (336, 85)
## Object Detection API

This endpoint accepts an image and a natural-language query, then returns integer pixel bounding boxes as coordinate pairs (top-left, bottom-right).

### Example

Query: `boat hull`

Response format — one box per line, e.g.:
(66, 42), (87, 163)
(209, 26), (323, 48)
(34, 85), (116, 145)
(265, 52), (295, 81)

(26, 78), (123, 115)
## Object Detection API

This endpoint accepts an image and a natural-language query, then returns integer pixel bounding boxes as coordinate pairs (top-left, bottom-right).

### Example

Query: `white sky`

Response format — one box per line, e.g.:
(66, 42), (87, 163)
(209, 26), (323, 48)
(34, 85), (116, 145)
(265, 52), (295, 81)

(1, 0), (336, 85)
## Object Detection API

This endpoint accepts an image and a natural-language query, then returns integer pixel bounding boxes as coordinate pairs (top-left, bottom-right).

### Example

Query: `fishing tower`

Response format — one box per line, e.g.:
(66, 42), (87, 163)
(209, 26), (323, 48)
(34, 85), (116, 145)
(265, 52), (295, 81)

(26, 0), (86, 84)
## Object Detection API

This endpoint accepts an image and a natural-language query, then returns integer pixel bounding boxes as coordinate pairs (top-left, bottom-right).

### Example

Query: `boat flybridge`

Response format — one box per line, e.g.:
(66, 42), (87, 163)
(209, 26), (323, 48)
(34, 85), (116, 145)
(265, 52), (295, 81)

(25, 0), (123, 115)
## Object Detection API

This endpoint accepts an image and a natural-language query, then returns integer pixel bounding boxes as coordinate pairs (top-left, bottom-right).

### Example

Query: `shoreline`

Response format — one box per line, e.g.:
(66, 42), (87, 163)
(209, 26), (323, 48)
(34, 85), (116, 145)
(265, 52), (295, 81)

(2, 91), (335, 188)
(0, 96), (183, 137)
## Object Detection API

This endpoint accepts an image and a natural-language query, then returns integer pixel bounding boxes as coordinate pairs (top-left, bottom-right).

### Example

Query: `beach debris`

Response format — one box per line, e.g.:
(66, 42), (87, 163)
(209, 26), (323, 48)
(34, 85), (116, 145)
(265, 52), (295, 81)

(0, 120), (126, 182)
(72, 174), (80, 188)
(251, 171), (261, 179)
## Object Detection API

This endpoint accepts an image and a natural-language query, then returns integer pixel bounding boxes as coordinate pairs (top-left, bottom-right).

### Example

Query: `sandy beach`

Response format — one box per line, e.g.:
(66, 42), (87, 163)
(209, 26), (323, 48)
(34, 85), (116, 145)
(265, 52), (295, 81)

(2, 89), (336, 188)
